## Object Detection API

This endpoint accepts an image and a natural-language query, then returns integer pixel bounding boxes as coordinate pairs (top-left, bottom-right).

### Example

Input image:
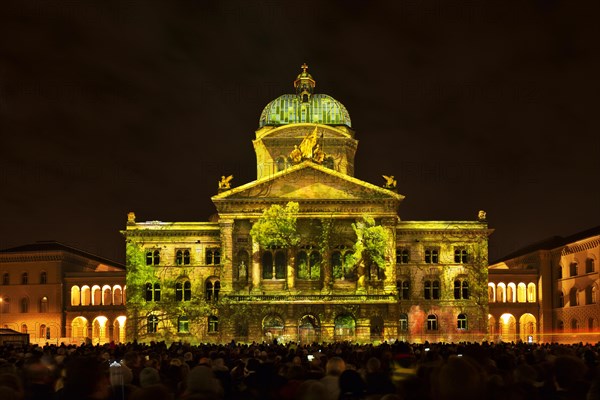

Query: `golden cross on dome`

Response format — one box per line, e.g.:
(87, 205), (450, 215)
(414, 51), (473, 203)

(301, 63), (308, 73)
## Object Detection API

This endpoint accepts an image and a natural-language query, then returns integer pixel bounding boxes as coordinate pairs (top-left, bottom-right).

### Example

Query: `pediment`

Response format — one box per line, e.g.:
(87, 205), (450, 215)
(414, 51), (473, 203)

(213, 162), (404, 203)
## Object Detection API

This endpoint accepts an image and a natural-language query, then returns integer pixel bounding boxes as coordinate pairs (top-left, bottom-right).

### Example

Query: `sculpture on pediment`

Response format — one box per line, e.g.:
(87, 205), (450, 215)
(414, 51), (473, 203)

(382, 175), (397, 189)
(299, 126), (319, 159)
(127, 212), (136, 224)
(219, 175), (233, 190)
(290, 145), (302, 163)
(478, 210), (487, 221)
(289, 126), (327, 165)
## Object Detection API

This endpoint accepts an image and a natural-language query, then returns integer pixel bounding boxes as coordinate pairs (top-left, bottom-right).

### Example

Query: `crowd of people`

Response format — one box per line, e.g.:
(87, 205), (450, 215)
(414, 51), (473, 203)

(1, 339), (599, 400)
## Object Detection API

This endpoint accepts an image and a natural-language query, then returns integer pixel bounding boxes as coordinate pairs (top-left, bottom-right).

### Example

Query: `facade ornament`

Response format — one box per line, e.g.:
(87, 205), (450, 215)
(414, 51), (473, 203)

(127, 212), (136, 224)
(219, 175), (233, 190)
(289, 126), (327, 164)
(382, 175), (397, 189)
(478, 210), (487, 221)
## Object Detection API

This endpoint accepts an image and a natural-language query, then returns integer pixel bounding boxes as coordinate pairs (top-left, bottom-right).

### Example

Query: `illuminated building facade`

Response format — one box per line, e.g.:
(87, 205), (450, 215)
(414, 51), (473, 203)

(488, 226), (600, 343)
(124, 66), (491, 344)
(0, 241), (126, 345)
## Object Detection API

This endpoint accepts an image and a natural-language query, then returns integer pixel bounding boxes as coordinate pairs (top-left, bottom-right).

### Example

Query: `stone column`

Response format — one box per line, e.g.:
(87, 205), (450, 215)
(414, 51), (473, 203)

(287, 248), (296, 291)
(382, 217), (397, 292)
(251, 240), (261, 293)
(219, 219), (234, 294)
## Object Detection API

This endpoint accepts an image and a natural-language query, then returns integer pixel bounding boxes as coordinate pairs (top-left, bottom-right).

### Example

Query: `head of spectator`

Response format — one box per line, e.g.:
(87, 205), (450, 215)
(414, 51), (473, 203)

(325, 357), (345, 377)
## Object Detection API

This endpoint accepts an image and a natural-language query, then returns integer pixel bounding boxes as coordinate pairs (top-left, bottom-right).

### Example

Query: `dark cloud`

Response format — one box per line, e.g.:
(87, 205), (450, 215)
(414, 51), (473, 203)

(1, 0), (598, 261)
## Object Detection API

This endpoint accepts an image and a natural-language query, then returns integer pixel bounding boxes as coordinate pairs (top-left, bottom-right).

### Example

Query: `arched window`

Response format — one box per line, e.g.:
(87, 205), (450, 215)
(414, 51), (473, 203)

(399, 314), (409, 332)
(454, 280), (469, 299)
(205, 249), (221, 265)
(457, 314), (468, 330)
(586, 285), (596, 305)
(146, 250), (160, 266)
(40, 272), (47, 284)
(558, 291), (564, 308)
(154, 283), (161, 301)
(176, 249), (191, 265)
(427, 314), (438, 331)
(102, 286), (112, 305)
(2, 273), (9, 285)
(81, 286), (91, 306)
(92, 286), (101, 305)
(397, 280), (410, 300)
(425, 280), (440, 300)
(21, 324), (28, 333)
(205, 280), (219, 302)
(113, 286), (123, 305)
(507, 283), (516, 303)
(0, 298), (9, 313)
(262, 251), (274, 279)
(569, 288), (578, 307)
(517, 283), (527, 303)
(40, 296), (48, 313)
(488, 283), (495, 303)
(21, 272), (28, 284)
(570, 262), (578, 277)
(147, 315), (158, 333)
(332, 250), (354, 281)
(208, 316), (219, 333)
(527, 283), (536, 302)
(40, 324), (47, 339)
(176, 280), (190, 302)
(296, 250), (321, 280)
(71, 286), (81, 306)
(178, 316), (189, 333)
(20, 297), (29, 313)
(586, 258), (596, 273)
(571, 319), (579, 332)
(425, 249), (439, 264)
(454, 249), (468, 263)
(397, 249), (410, 264)
(275, 251), (286, 279)
(145, 283), (153, 302)
(184, 281), (192, 301)
(557, 320), (564, 331)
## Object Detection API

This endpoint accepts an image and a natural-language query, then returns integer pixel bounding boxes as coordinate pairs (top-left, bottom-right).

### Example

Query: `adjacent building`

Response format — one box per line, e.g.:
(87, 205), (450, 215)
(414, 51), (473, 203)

(123, 66), (492, 344)
(0, 241), (126, 345)
(488, 226), (600, 343)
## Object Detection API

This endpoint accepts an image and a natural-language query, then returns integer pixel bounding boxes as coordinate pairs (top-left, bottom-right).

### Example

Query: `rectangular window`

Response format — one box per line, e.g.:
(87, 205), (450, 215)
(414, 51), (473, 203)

(425, 249), (439, 264)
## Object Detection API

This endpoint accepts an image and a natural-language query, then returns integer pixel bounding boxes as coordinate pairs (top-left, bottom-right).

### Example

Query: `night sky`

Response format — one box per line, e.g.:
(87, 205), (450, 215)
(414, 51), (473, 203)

(1, 1), (598, 263)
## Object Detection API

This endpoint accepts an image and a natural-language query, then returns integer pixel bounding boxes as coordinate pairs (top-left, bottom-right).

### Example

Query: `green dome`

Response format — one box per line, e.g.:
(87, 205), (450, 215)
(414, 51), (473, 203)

(259, 93), (352, 128)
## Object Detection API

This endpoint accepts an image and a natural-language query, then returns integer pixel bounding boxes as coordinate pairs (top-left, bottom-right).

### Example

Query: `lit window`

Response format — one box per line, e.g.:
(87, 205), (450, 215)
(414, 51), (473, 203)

(178, 316), (189, 333)
(147, 315), (158, 333)
(208, 316), (219, 333)
(399, 314), (409, 332)
(457, 314), (468, 330)
(40, 297), (48, 313)
(427, 314), (438, 331)
(425, 249), (439, 264)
